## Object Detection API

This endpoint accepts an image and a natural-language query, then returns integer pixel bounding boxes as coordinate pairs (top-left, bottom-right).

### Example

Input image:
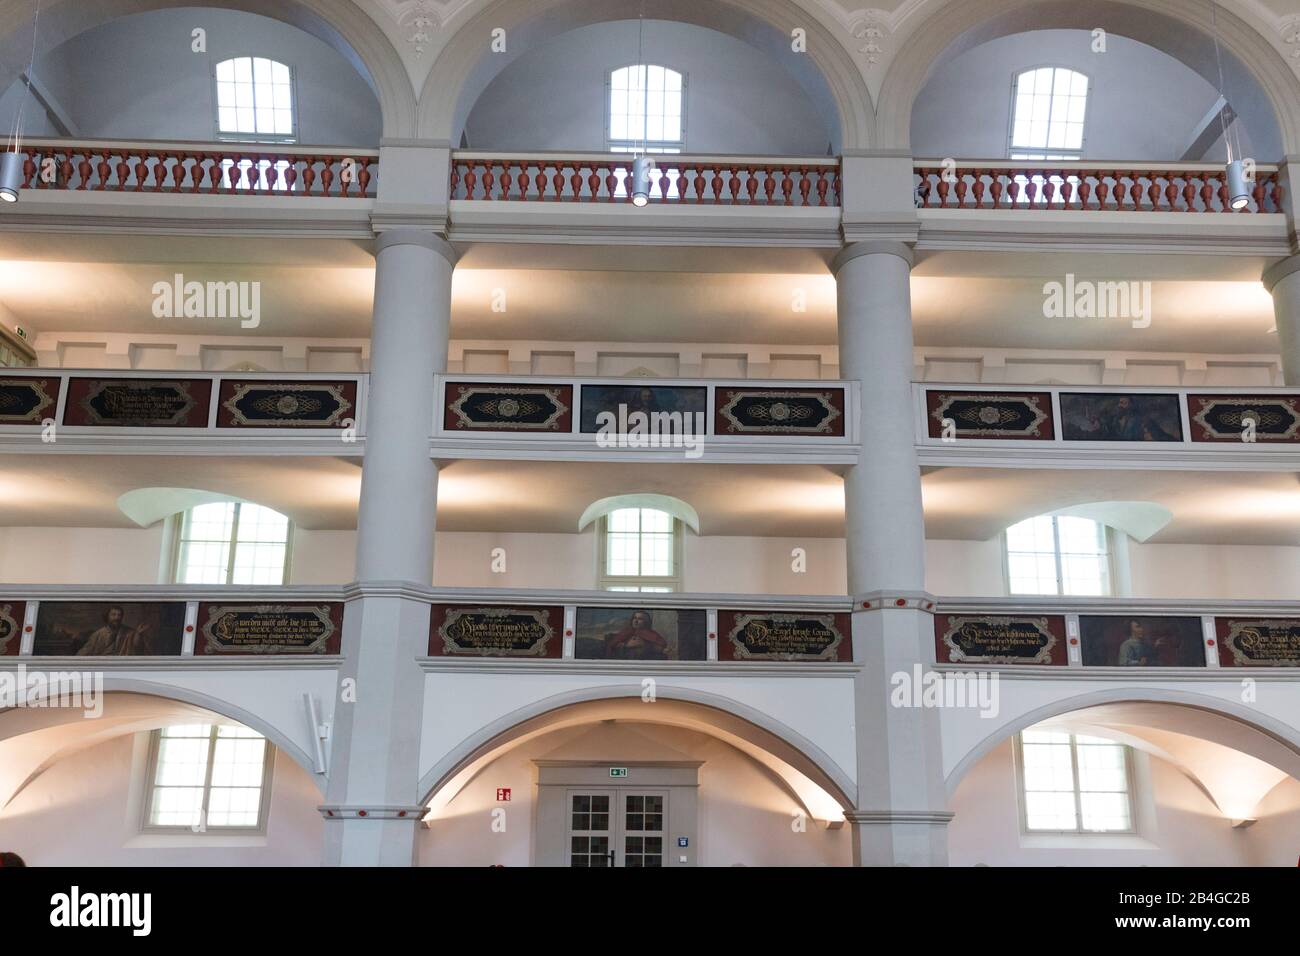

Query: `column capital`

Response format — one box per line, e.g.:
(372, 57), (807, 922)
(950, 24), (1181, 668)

(373, 228), (459, 267)
(831, 240), (914, 277)
(1262, 253), (1300, 292)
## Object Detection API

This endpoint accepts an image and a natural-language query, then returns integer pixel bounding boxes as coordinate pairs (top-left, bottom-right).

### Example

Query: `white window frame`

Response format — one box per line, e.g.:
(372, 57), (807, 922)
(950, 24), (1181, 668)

(605, 63), (687, 153)
(596, 508), (683, 592)
(1003, 515), (1114, 597)
(141, 725), (274, 836)
(171, 501), (294, 586)
(212, 55), (299, 144)
(1015, 732), (1137, 836)
(1006, 65), (1090, 161)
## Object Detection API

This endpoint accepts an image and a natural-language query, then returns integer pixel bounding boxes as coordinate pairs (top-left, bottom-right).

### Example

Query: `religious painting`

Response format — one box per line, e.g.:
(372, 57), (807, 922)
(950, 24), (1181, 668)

(196, 603), (343, 655)
(0, 601), (24, 656)
(31, 602), (186, 657)
(1078, 615), (1205, 667)
(574, 607), (707, 661)
(714, 388), (845, 436)
(428, 604), (562, 657)
(925, 390), (1054, 440)
(1187, 394), (1300, 443)
(62, 377), (212, 427)
(934, 614), (1066, 665)
(444, 382), (573, 432)
(217, 380), (356, 428)
(717, 610), (851, 661)
(0, 377), (55, 425)
(579, 384), (707, 434)
(1059, 392), (1183, 442)
(1215, 618), (1300, 667)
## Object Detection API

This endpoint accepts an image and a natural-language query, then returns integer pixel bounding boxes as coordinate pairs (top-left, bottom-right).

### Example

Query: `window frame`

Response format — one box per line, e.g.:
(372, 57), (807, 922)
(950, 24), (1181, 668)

(140, 725), (275, 836)
(1006, 65), (1091, 161)
(211, 55), (299, 144)
(596, 508), (684, 592)
(604, 63), (688, 153)
(1002, 515), (1114, 598)
(171, 501), (294, 586)
(1015, 732), (1137, 836)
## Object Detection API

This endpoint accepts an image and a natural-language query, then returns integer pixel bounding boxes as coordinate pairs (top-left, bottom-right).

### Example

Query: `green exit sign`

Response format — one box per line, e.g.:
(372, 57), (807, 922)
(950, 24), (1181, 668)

(609, 767), (628, 778)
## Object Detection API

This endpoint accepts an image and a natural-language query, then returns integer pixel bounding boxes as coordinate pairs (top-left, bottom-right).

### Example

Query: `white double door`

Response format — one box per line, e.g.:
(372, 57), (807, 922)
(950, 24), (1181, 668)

(567, 788), (668, 867)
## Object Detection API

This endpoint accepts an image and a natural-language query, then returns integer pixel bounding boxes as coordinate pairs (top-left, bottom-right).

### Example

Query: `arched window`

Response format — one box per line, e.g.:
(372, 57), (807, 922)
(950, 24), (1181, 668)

(1009, 66), (1088, 159)
(173, 501), (292, 585)
(598, 506), (681, 592)
(215, 56), (296, 141)
(1004, 514), (1111, 596)
(607, 65), (685, 153)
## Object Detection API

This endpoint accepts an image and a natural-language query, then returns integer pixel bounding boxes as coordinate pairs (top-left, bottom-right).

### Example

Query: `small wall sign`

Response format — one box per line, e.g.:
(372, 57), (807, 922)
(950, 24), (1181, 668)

(677, 837), (689, 848)
(496, 788), (511, 801)
(609, 767), (628, 778)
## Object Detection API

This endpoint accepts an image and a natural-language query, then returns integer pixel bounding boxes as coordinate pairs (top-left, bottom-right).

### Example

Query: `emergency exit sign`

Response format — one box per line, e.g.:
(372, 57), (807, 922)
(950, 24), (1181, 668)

(609, 767), (628, 778)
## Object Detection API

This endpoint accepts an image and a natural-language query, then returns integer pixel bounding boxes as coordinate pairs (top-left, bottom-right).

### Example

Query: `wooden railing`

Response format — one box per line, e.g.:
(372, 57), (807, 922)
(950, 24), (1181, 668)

(450, 151), (840, 205)
(914, 160), (1284, 213)
(11, 138), (378, 196)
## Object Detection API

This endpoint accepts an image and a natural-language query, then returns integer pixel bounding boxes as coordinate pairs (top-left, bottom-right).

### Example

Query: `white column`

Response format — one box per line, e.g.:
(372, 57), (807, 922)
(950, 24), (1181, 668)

(1263, 255), (1300, 385)
(320, 229), (457, 866)
(833, 241), (952, 866)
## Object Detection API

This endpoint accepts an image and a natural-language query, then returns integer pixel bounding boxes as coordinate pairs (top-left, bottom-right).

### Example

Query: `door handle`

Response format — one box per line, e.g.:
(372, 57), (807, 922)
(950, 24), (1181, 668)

(608, 849), (616, 867)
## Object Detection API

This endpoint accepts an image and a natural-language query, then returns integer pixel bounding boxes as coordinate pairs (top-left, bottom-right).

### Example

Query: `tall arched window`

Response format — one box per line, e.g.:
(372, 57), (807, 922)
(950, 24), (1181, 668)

(173, 501), (292, 585)
(599, 507), (681, 592)
(1004, 514), (1111, 596)
(215, 56), (296, 141)
(607, 65), (685, 153)
(1009, 66), (1088, 160)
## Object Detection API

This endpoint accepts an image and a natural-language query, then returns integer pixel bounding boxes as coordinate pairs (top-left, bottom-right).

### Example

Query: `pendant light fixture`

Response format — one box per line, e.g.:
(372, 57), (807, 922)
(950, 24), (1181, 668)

(630, 1), (651, 207)
(2, 0), (41, 204)
(1209, 0), (1250, 210)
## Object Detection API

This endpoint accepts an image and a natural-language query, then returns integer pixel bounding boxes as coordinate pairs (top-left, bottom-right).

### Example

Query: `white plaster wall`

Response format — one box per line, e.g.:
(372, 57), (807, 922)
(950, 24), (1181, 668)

(0, 9), (381, 145)
(5, 526), (1300, 600)
(419, 722), (851, 867)
(464, 20), (834, 155)
(0, 734), (321, 866)
(0, 526), (355, 585)
(948, 738), (1280, 866)
(911, 30), (1278, 161)
(1241, 776), (1300, 866)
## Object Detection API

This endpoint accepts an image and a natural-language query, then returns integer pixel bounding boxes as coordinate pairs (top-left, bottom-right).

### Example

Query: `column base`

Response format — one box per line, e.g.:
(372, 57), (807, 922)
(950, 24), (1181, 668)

(320, 808), (427, 867)
(846, 810), (954, 867)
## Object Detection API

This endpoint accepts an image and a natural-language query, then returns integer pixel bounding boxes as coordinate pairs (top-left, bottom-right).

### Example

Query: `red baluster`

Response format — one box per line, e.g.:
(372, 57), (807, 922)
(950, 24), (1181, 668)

(464, 162), (478, 199)
(815, 169), (829, 206)
(94, 153), (110, 191)
(746, 167), (759, 203)
(1076, 175), (1092, 210)
(785, 166), (806, 205)
(936, 176), (950, 208)
(604, 164), (618, 201)
(359, 157), (374, 196)
(319, 158), (334, 196)
(763, 169), (776, 204)
(954, 174), (969, 208)
(1252, 175), (1267, 213)
(1041, 172), (1056, 206)
(449, 160), (460, 199)
(989, 174), (1004, 207)
(585, 165), (600, 199)
(483, 161), (498, 200)
(1271, 173), (1285, 213)
(687, 165), (702, 202)
(1094, 173), (1111, 209)
(1181, 177), (1196, 212)
(707, 165), (721, 204)
(21, 153), (34, 188)
(283, 159), (299, 193)
(549, 164), (563, 200)
(1199, 174), (1214, 213)
(1162, 176), (1178, 210)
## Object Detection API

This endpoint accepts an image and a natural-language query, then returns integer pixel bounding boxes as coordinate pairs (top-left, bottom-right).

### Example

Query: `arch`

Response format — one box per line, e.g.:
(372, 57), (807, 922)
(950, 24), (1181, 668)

(418, 684), (856, 814)
(0, 0), (416, 138)
(1, 679), (323, 795)
(117, 487), (251, 528)
(578, 493), (699, 533)
(945, 685), (1300, 799)
(418, 0), (873, 150)
(877, 0), (1300, 155)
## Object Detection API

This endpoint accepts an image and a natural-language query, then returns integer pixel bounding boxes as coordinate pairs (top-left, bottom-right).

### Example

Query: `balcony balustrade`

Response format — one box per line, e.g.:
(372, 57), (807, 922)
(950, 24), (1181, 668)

(3, 587), (1296, 670)
(450, 151), (841, 206)
(914, 160), (1285, 213)
(10, 138), (378, 197)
